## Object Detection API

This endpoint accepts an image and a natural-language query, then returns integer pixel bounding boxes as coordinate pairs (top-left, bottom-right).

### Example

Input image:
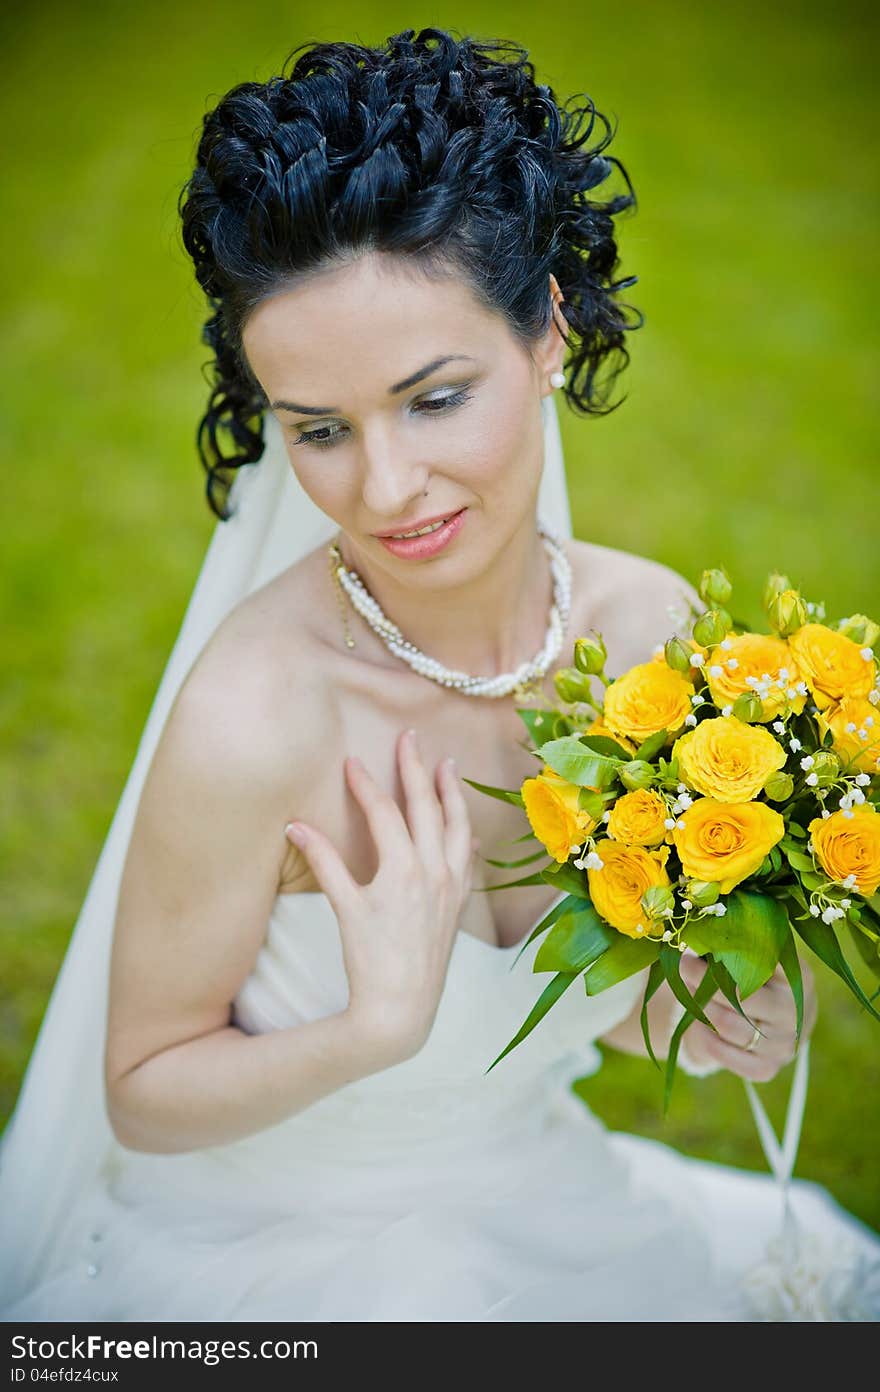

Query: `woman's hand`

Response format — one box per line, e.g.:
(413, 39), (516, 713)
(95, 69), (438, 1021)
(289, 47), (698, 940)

(284, 728), (478, 1064)
(677, 951), (819, 1082)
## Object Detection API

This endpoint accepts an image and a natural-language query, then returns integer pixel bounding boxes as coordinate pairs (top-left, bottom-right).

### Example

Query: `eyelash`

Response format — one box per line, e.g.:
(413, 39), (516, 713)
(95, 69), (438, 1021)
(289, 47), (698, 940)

(291, 388), (474, 451)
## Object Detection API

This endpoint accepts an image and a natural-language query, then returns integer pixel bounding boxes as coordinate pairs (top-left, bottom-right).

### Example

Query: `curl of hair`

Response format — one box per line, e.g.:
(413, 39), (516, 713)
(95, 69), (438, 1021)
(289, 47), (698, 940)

(178, 26), (642, 519)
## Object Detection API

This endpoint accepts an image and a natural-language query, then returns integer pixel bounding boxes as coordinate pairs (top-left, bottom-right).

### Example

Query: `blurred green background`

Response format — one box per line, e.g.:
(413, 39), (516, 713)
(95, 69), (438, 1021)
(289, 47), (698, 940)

(2, 1), (878, 1233)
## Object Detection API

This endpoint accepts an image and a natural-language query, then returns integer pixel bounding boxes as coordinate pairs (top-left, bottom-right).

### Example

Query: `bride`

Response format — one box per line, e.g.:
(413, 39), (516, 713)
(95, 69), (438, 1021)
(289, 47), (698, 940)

(2, 27), (879, 1323)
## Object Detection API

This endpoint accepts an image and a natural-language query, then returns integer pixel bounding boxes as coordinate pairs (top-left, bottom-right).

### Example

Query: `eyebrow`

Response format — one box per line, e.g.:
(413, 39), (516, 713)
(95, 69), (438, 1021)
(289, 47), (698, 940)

(270, 355), (477, 415)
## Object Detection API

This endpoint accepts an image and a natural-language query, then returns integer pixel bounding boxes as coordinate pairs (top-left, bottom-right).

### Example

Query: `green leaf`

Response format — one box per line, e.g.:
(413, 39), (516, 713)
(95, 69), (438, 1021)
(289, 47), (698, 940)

(482, 848), (550, 869)
(658, 945), (716, 1030)
(484, 971), (579, 1074)
(577, 788), (606, 822)
(540, 862), (591, 899)
(781, 846), (816, 874)
(634, 729), (669, 761)
(535, 736), (622, 790)
(477, 871), (548, 892)
(778, 925), (804, 1044)
(682, 890), (789, 998)
(460, 776), (524, 808)
(640, 959), (666, 1070)
(846, 921), (880, 982)
(663, 964), (719, 1115)
(515, 707), (555, 744)
(705, 957), (752, 1022)
(534, 900), (618, 974)
(793, 917), (880, 1022)
(578, 734), (634, 761)
(584, 935), (661, 995)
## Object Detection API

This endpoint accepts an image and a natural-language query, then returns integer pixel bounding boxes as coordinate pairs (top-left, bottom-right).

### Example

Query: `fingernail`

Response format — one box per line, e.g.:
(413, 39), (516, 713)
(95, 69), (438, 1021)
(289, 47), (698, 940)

(286, 823), (307, 846)
(446, 756), (456, 771)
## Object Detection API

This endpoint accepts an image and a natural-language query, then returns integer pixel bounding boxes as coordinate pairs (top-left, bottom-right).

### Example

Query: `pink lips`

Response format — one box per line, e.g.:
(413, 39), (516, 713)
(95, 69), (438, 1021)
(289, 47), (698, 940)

(375, 508), (467, 559)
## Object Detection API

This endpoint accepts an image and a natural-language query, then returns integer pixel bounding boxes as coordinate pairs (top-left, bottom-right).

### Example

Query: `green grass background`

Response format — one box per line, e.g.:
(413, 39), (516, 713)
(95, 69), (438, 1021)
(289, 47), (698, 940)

(2, 1), (878, 1231)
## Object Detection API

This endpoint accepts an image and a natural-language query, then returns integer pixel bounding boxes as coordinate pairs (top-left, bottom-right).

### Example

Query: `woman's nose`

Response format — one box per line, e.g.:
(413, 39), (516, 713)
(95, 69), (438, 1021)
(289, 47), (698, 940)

(360, 441), (430, 517)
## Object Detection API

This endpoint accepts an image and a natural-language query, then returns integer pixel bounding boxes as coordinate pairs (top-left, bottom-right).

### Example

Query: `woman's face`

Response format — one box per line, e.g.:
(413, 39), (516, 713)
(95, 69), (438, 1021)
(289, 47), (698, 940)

(241, 251), (564, 591)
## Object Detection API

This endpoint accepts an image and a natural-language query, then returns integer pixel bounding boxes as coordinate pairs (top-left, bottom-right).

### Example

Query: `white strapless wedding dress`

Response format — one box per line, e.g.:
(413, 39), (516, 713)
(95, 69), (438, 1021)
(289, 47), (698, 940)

(3, 887), (880, 1323)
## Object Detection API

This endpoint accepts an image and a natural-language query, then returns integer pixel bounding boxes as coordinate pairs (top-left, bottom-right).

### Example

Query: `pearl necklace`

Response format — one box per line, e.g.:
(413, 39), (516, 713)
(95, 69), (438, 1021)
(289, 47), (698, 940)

(326, 522), (572, 700)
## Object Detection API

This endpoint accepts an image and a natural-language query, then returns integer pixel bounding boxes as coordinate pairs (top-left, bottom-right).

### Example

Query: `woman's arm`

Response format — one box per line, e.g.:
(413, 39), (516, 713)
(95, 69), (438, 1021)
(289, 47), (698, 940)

(104, 621), (404, 1156)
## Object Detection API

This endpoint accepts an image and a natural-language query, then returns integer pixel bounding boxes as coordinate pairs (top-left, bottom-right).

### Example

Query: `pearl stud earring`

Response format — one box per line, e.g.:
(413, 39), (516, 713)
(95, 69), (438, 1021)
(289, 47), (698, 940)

(549, 371), (565, 389)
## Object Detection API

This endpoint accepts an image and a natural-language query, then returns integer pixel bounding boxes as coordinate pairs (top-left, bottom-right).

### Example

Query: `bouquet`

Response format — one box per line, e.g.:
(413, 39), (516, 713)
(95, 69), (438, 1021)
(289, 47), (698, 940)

(464, 567), (880, 1109)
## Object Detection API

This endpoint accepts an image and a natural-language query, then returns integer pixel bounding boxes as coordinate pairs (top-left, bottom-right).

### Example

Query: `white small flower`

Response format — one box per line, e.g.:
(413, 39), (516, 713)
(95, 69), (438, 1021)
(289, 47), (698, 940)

(786, 687), (798, 699)
(677, 941), (687, 953)
(772, 721), (786, 734)
(677, 783), (687, 793)
(806, 839), (814, 853)
(709, 664), (723, 678)
(745, 675), (760, 689)
(721, 704), (733, 717)
(855, 773), (871, 786)
(821, 809), (831, 818)
(680, 898), (692, 911)
(800, 755), (815, 770)
(572, 858), (585, 869)
(726, 657), (739, 670)
(789, 737), (802, 752)
(714, 902), (727, 916)
(809, 903), (821, 916)
(584, 851), (605, 870)
(865, 716), (875, 728)
(858, 728), (869, 742)
(601, 810), (611, 821)
(843, 808), (855, 819)
(691, 693), (706, 706)
(652, 643), (665, 658)
(860, 647), (874, 660)
(689, 653), (705, 668)
(805, 772), (818, 786)
(719, 638), (733, 650)
(661, 929), (673, 942)
(664, 817), (677, 830)
(796, 681), (808, 696)
(821, 906), (837, 924)
(852, 788), (866, 805)
(869, 690), (880, 705)
(845, 721), (858, 734)
(841, 898), (852, 909)
(778, 667), (790, 681)
(678, 793), (693, 808)
(842, 873), (858, 889)
(684, 714), (698, 727)
(676, 818), (686, 829)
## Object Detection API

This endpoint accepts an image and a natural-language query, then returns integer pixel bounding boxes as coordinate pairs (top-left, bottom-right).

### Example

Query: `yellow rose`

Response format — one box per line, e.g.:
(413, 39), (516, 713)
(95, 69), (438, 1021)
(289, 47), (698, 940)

(602, 662), (695, 745)
(787, 623), (877, 711)
(816, 695), (880, 777)
(587, 840), (671, 938)
(672, 797), (785, 893)
(673, 716), (786, 802)
(606, 789), (670, 847)
(704, 632), (808, 721)
(586, 715), (638, 755)
(808, 805), (880, 896)
(522, 766), (599, 864)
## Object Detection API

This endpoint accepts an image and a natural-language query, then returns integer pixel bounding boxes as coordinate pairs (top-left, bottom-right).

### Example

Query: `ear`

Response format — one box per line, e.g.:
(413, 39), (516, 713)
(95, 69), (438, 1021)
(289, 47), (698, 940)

(534, 272), (567, 395)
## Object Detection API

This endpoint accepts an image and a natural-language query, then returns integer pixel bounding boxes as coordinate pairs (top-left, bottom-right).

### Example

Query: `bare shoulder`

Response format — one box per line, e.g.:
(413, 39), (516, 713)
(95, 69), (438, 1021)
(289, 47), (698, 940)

(566, 537), (703, 673)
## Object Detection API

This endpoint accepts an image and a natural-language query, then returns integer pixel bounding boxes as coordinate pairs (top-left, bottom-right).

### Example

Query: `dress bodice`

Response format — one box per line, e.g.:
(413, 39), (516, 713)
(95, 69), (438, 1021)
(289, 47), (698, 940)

(106, 888), (647, 1220)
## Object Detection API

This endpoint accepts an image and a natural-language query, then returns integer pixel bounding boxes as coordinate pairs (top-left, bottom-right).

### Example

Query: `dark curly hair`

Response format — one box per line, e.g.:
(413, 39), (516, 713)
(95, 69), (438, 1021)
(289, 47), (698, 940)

(178, 26), (642, 520)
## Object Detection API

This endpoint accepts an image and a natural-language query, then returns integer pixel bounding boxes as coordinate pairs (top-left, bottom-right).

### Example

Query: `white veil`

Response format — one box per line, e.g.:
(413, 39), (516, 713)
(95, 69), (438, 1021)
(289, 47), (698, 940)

(0, 395), (573, 1303)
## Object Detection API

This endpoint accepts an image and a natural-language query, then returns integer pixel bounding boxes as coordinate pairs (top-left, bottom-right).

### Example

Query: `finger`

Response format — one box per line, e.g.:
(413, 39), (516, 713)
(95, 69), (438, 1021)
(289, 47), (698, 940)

(683, 1021), (780, 1082)
(397, 729), (447, 870)
(284, 822), (361, 921)
(701, 998), (766, 1050)
(437, 756), (474, 879)
(344, 754), (415, 867)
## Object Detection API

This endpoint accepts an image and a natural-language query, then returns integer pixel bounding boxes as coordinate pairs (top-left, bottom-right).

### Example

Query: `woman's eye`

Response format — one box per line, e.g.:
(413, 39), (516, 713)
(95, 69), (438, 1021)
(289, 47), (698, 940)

(292, 388), (473, 451)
